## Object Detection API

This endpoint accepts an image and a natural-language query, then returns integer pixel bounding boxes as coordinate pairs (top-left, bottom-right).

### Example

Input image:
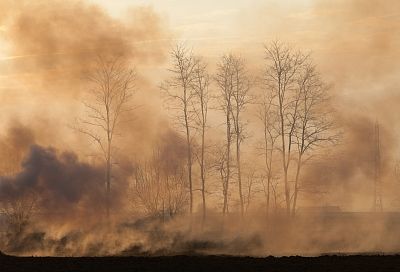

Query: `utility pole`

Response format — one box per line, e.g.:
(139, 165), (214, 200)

(373, 121), (383, 212)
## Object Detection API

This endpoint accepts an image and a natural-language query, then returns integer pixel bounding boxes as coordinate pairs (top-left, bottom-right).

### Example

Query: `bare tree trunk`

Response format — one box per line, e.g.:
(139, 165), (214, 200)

(266, 177), (271, 217)
(272, 183), (278, 213)
(291, 153), (302, 217)
(106, 152), (111, 219)
(192, 59), (210, 224)
(236, 125), (244, 217)
(106, 105), (112, 220)
(200, 122), (206, 222)
(258, 91), (278, 220)
(184, 101), (193, 214)
(224, 110), (231, 215)
(277, 74), (292, 215)
(279, 106), (291, 215)
(264, 137), (273, 218)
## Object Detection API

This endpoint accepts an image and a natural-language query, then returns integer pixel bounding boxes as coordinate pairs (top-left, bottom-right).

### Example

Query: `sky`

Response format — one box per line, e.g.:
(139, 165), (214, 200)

(0, 0), (399, 139)
(90, 0), (300, 39)
(89, 0), (314, 54)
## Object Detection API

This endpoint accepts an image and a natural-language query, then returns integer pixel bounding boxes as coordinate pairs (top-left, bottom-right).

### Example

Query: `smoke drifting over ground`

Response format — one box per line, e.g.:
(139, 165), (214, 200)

(0, 0), (400, 257)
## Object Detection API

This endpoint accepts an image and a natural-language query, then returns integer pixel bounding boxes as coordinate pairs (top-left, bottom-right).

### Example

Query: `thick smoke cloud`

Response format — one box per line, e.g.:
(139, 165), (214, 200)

(0, 144), (104, 213)
(1, 0), (170, 96)
(0, 0), (173, 158)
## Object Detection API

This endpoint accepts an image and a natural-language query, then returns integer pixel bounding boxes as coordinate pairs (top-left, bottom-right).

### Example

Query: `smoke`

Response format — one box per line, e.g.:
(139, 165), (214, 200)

(5, 210), (400, 256)
(1, 0), (400, 257)
(300, 112), (397, 210)
(0, 0), (172, 158)
(295, 0), (400, 209)
(0, 144), (106, 214)
(1, 0), (169, 94)
(0, 128), (187, 219)
(231, 0), (400, 210)
(0, 123), (191, 256)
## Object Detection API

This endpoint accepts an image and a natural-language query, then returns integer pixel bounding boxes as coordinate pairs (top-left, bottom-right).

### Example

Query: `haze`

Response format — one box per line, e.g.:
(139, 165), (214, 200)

(0, 0), (399, 256)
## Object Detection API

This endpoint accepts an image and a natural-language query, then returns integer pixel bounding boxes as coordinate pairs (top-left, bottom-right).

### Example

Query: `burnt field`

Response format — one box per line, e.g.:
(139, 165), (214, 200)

(3, 212), (400, 257)
(1, 252), (400, 272)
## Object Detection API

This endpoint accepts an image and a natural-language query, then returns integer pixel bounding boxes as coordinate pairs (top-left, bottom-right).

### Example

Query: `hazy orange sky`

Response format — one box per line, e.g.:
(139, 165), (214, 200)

(0, 0), (398, 127)
(0, 0), (399, 156)
(0, 0), (399, 154)
(1, 0), (398, 79)
(0, 1), (316, 61)
(90, 0), (313, 43)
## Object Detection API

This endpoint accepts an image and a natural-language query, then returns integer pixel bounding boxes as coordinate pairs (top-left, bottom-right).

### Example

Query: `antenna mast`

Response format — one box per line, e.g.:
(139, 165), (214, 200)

(373, 121), (383, 212)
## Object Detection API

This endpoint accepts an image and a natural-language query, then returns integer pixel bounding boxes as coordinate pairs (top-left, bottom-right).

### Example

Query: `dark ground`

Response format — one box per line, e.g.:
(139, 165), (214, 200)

(1, 251), (400, 272)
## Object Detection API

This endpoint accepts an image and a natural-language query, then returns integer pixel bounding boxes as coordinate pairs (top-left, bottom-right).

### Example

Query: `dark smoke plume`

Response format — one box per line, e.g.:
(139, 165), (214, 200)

(0, 145), (105, 215)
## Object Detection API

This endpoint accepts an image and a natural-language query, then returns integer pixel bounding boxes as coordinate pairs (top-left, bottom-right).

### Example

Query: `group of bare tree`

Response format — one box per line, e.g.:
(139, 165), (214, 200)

(159, 41), (336, 220)
(161, 46), (212, 221)
(0, 41), (338, 245)
(262, 41), (337, 217)
(72, 41), (336, 223)
(215, 54), (252, 216)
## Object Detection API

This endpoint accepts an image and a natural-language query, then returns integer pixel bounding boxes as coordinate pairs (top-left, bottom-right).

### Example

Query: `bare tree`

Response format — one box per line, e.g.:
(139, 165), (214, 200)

(162, 45), (197, 214)
(78, 56), (135, 219)
(192, 58), (210, 222)
(131, 155), (163, 217)
(264, 41), (307, 215)
(260, 174), (281, 215)
(230, 56), (252, 217)
(130, 147), (188, 219)
(215, 54), (236, 215)
(212, 144), (230, 214)
(264, 41), (337, 216)
(164, 168), (188, 218)
(243, 167), (257, 213)
(291, 62), (337, 216)
(0, 191), (38, 235)
(257, 89), (280, 218)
